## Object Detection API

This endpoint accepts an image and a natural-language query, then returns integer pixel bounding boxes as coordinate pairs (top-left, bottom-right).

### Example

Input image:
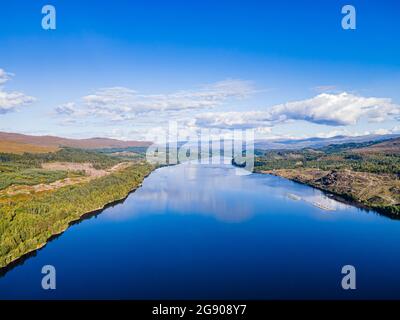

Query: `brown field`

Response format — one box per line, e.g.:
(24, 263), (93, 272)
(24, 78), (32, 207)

(0, 140), (59, 154)
(0, 131), (151, 150)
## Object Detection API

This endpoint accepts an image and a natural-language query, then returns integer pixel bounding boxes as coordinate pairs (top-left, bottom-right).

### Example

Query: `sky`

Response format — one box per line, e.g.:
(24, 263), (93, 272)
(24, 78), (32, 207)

(0, 0), (400, 141)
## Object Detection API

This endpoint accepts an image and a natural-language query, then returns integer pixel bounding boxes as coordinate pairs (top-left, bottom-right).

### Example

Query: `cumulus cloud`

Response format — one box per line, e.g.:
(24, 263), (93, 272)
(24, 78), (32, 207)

(0, 91), (36, 114)
(55, 84), (400, 141)
(0, 68), (36, 114)
(194, 92), (400, 129)
(269, 92), (400, 126)
(56, 79), (255, 122)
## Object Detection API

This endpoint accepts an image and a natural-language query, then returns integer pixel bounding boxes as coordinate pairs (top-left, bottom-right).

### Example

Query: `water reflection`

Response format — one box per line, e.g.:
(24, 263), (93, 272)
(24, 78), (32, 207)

(102, 162), (355, 223)
(2, 162), (400, 299)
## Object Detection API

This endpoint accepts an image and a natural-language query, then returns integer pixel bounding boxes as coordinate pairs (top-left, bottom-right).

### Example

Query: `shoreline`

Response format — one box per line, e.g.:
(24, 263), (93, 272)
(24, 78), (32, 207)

(259, 170), (400, 220)
(0, 169), (154, 276)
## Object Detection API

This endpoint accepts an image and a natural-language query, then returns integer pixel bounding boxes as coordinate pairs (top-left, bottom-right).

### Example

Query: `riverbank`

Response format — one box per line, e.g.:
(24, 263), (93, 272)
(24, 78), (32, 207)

(0, 163), (155, 270)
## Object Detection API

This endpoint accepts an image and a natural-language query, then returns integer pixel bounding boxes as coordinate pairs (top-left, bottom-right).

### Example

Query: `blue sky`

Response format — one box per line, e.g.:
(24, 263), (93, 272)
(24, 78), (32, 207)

(0, 0), (400, 140)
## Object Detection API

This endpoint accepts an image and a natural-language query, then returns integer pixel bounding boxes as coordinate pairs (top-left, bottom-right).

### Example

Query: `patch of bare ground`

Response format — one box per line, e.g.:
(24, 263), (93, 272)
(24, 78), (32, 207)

(1, 162), (132, 196)
(262, 168), (400, 209)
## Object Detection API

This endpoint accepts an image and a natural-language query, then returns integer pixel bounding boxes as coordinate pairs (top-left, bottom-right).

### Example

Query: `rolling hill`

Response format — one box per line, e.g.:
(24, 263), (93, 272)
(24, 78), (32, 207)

(254, 134), (400, 150)
(355, 137), (400, 154)
(0, 131), (151, 154)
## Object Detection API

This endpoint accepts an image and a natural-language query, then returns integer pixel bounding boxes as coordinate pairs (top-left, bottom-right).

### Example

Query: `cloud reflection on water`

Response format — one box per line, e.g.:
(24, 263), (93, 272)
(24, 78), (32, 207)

(101, 162), (353, 223)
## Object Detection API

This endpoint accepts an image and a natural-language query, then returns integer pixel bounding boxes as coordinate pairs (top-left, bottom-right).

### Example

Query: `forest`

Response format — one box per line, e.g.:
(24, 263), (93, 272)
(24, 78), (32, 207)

(0, 148), (153, 268)
(252, 138), (400, 216)
(254, 147), (400, 175)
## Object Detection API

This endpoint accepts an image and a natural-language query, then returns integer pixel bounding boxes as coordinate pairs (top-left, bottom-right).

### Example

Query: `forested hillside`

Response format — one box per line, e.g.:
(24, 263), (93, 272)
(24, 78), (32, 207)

(252, 137), (400, 216)
(0, 147), (154, 269)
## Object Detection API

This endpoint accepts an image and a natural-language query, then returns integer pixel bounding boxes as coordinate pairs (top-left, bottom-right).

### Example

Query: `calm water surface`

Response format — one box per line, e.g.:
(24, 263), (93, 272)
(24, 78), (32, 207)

(1, 162), (400, 299)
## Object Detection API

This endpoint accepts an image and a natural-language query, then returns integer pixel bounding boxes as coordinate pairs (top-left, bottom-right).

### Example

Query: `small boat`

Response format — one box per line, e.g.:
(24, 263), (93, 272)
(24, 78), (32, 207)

(287, 193), (301, 201)
(312, 201), (335, 211)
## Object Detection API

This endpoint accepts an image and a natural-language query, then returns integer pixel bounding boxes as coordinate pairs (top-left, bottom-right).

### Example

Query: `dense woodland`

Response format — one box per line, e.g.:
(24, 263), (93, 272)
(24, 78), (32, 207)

(0, 148), (153, 268)
(254, 147), (400, 175)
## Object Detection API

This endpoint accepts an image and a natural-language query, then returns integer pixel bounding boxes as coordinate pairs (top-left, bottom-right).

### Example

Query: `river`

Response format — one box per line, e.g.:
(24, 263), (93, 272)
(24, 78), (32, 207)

(1, 162), (400, 299)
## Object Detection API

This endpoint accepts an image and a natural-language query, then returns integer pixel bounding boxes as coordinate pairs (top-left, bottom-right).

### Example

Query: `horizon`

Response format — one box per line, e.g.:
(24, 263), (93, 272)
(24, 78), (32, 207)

(1, 0), (400, 142)
(2, 128), (400, 143)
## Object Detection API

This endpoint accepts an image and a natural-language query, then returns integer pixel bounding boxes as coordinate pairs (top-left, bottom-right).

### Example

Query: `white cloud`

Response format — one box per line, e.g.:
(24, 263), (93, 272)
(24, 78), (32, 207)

(0, 69), (13, 85)
(0, 69), (36, 114)
(56, 102), (88, 117)
(372, 128), (391, 135)
(269, 92), (400, 126)
(56, 79), (255, 122)
(195, 111), (275, 129)
(0, 91), (36, 114)
(388, 126), (400, 134)
(54, 85), (400, 141)
(194, 92), (400, 129)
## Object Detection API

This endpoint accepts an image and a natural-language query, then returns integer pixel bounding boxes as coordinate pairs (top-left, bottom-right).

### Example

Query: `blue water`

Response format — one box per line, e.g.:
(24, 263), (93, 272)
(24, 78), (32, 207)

(1, 162), (400, 299)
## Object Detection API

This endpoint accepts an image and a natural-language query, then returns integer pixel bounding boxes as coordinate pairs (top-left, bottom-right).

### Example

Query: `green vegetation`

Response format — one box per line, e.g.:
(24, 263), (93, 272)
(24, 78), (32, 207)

(254, 148), (400, 175)
(251, 138), (400, 217)
(0, 162), (153, 268)
(0, 147), (120, 170)
(0, 147), (154, 268)
(0, 148), (122, 191)
(96, 147), (147, 161)
(96, 146), (149, 154)
(0, 168), (82, 190)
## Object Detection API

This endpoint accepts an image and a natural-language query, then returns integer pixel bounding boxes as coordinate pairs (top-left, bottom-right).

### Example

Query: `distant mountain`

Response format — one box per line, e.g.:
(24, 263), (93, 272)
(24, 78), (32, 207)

(355, 137), (400, 154)
(0, 131), (151, 152)
(254, 134), (400, 150)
